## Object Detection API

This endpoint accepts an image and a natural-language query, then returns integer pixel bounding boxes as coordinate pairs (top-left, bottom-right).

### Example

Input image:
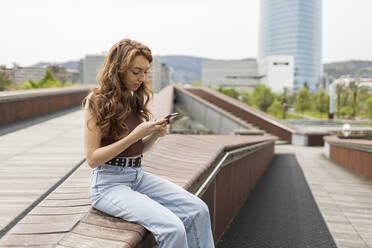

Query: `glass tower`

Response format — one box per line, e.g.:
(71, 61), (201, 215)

(258, 0), (322, 92)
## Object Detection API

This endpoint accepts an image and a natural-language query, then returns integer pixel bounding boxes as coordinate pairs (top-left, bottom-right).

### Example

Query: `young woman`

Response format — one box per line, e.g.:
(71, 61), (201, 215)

(83, 38), (215, 248)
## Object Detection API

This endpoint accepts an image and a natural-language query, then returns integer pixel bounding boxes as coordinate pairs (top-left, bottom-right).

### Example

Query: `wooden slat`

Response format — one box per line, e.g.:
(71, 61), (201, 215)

(28, 206), (91, 215)
(38, 199), (90, 207)
(82, 209), (146, 236)
(58, 233), (130, 248)
(19, 214), (85, 224)
(0, 233), (64, 246)
(72, 222), (142, 245)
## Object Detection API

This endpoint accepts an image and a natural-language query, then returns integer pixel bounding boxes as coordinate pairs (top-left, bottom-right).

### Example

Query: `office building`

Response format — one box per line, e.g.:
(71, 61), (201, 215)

(258, 0), (322, 92)
(202, 56), (294, 92)
(148, 58), (172, 93)
(13, 66), (45, 83)
(80, 54), (105, 84)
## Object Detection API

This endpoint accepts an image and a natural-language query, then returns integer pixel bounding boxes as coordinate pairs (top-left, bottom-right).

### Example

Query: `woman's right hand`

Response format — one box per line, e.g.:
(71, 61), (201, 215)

(131, 119), (167, 140)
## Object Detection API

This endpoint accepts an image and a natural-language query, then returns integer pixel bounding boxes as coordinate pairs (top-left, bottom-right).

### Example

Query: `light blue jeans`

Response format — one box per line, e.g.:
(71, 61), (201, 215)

(89, 163), (215, 248)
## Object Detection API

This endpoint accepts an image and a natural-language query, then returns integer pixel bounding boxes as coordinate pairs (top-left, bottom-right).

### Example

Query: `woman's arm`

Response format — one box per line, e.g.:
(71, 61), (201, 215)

(84, 101), (167, 168)
(142, 126), (166, 153)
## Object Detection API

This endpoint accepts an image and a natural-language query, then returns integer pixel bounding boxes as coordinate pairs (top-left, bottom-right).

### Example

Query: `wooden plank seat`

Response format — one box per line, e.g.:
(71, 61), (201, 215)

(0, 135), (275, 247)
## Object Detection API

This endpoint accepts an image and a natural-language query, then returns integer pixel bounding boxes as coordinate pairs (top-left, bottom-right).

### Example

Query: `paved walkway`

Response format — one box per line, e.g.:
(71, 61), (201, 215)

(0, 110), (85, 233)
(276, 145), (372, 248)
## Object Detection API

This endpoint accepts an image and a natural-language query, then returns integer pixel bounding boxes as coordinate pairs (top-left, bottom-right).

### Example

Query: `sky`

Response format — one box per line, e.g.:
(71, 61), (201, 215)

(1, 0), (372, 67)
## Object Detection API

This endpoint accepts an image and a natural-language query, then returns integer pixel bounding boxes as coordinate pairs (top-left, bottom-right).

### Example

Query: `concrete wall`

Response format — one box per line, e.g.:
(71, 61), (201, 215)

(175, 88), (243, 134)
(202, 60), (259, 90)
(0, 86), (92, 126)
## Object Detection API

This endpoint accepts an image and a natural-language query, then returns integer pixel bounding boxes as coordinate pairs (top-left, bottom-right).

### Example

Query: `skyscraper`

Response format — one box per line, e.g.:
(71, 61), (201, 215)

(258, 0), (322, 92)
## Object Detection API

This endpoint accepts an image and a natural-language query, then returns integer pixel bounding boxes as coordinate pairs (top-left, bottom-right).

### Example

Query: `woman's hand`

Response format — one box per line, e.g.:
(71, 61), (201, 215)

(131, 119), (167, 140)
(154, 122), (168, 137)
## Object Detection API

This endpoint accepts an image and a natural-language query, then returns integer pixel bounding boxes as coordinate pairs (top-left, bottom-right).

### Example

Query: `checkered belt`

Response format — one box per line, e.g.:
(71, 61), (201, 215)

(105, 154), (143, 168)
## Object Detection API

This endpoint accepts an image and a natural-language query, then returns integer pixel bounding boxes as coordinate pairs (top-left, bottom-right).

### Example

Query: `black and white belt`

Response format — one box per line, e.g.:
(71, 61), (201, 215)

(105, 154), (143, 168)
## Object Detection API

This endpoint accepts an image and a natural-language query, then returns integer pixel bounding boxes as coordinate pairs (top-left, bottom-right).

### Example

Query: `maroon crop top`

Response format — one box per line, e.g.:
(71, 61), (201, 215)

(101, 111), (144, 157)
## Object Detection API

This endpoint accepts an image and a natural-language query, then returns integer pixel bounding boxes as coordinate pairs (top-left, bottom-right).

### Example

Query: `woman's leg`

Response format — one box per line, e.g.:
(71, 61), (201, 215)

(92, 183), (189, 248)
(135, 172), (215, 248)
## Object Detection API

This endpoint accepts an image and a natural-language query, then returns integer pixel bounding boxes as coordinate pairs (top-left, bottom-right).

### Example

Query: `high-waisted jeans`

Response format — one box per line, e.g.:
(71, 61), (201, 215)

(89, 163), (215, 248)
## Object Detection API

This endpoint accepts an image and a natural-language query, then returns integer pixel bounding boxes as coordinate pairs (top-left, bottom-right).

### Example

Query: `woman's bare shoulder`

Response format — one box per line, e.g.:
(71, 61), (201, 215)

(84, 92), (95, 109)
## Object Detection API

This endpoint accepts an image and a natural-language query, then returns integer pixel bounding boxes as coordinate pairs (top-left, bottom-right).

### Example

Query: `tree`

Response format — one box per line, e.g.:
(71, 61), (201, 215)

(277, 87), (289, 105)
(340, 106), (353, 118)
(240, 89), (253, 105)
(348, 81), (359, 119)
(313, 89), (329, 115)
(366, 96), (372, 119)
(0, 72), (12, 91)
(216, 85), (240, 99)
(268, 99), (284, 119)
(295, 86), (311, 114)
(252, 85), (275, 112)
(335, 83), (345, 118)
(21, 68), (61, 89)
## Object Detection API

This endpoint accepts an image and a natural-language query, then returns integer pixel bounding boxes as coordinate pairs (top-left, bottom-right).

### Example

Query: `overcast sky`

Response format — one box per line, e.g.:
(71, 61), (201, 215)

(1, 0), (372, 67)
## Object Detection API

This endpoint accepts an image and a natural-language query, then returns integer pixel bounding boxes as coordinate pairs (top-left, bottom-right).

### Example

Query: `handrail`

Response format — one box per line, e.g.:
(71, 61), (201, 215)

(0, 85), (94, 102)
(195, 140), (274, 197)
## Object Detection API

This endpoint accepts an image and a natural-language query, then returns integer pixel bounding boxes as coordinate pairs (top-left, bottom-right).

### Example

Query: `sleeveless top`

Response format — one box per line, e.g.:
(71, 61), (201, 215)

(101, 111), (144, 157)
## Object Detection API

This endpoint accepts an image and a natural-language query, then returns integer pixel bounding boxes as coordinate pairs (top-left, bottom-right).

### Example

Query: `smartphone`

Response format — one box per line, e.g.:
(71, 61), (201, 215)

(165, 113), (179, 122)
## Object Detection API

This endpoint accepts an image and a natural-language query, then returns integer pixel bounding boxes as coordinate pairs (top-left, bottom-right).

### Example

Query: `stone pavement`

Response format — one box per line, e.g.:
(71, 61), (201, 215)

(0, 109), (85, 234)
(276, 145), (372, 248)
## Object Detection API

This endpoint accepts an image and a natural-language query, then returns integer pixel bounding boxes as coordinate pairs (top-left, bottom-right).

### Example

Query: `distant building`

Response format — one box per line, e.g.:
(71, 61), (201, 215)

(201, 55), (294, 92)
(333, 76), (372, 92)
(318, 73), (334, 92)
(202, 60), (259, 90)
(80, 54), (106, 84)
(13, 65), (45, 83)
(258, 0), (322, 92)
(0, 65), (14, 82)
(66, 69), (80, 83)
(48, 65), (68, 83)
(149, 58), (172, 93)
(258, 56), (294, 92)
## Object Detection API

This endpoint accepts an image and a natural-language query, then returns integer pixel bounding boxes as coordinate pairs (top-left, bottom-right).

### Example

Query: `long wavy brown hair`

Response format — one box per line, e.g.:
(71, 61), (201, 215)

(83, 38), (153, 141)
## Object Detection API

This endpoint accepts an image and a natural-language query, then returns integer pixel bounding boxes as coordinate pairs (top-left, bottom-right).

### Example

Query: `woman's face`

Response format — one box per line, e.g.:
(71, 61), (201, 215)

(123, 55), (150, 91)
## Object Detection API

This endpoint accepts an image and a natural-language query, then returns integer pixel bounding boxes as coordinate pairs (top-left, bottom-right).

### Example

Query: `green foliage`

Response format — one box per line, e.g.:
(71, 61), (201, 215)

(0, 72), (13, 91)
(333, 82), (370, 119)
(252, 85), (275, 112)
(21, 68), (61, 89)
(216, 85), (239, 99)
(303, 110), (328, 119)
(348, 81), (359, 118)
(240, 89), (253, 105)
(335, 83), (345, 118)
(295, 86), (311, 114)
(340, 106), (353, 117)
(63, 81), (75, 87)
(268, 99), (284, 119)
(365, 96), (372, 119)
(313, 89), (329, 114)
(191, 81), (202, 87)
(277, 87), (293, 105)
